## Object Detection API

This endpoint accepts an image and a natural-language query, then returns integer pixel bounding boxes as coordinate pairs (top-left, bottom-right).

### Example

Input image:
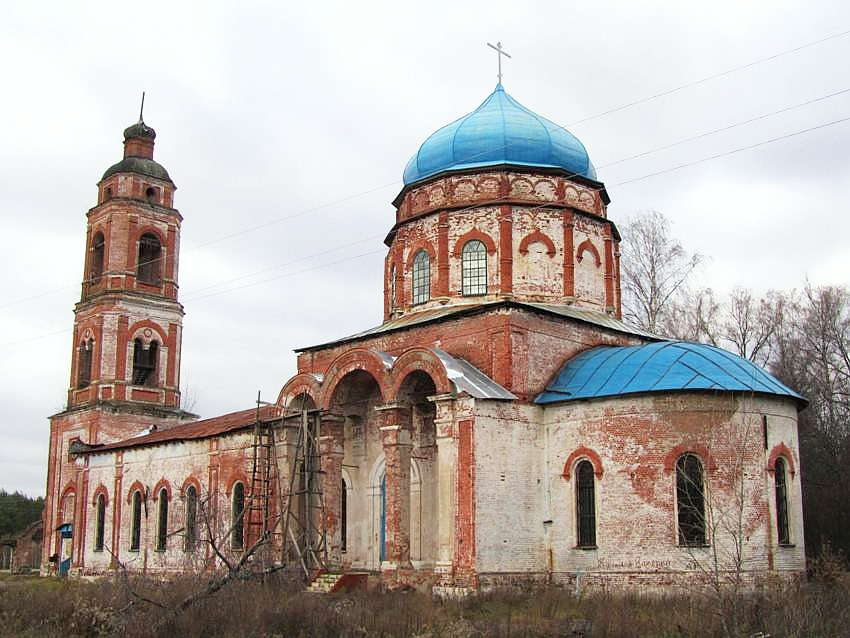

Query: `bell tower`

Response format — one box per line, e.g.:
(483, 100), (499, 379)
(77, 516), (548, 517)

(66, 114), (187, 424)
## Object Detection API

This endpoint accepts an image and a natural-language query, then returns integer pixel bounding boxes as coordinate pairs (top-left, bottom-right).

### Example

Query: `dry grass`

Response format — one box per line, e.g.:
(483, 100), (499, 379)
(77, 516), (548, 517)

(1, 567), (847, 637)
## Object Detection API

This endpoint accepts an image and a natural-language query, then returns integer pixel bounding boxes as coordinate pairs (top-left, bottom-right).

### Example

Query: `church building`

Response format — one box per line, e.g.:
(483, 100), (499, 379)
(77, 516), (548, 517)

(42, 82), (807, 592)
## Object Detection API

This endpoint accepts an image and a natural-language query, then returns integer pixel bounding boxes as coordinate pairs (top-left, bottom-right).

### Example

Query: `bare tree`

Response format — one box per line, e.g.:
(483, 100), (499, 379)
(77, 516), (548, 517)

(771, 285), (850, 559)
(619, 210), (703, 334)
(663, 287), (722, 344)
(723, 288), (785, 366)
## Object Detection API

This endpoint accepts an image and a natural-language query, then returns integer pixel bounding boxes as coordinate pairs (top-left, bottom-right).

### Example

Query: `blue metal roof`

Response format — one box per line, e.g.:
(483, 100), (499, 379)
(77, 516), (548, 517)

(535, 341), (805, 405)
(403, 84), (596, 186)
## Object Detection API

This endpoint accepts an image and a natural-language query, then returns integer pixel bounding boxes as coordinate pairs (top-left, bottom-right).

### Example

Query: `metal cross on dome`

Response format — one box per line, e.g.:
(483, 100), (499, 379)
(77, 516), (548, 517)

(487, 41), (512, 83)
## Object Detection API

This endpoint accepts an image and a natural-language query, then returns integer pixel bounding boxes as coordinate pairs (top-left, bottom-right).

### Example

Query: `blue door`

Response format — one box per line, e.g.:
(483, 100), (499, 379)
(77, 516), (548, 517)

(58, 524), (73, 577)
(379, 474), (386, 562)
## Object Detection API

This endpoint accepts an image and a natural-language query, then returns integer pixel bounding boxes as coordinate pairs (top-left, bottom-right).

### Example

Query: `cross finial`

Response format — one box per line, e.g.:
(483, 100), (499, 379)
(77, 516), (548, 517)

(486, 41), (512, 83)
(139, 91), (146, 123)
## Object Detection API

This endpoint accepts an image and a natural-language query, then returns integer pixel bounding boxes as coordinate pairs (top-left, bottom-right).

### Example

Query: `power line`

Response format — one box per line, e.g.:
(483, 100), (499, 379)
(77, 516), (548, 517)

(612, 116), (850, 186)
(567, 28), (850, 127)
(4, 29), (849, 312)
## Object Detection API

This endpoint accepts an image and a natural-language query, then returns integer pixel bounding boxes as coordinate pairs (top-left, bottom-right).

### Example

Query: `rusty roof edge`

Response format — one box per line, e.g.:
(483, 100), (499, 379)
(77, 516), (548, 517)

(296, 300), (662, 353)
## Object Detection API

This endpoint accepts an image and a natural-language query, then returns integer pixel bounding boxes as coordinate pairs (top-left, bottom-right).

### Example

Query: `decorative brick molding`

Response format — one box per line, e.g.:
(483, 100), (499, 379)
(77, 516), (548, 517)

(90, 484), (110, 508)
(562, 446), (604, 479)
(767, 442), (797, 476)
(519, 230), (556, 256)
(575, 238), (601, 267)
(663, 444), (717, 473)
(152, 478), (172, 501)
(451, 229), (497, 257)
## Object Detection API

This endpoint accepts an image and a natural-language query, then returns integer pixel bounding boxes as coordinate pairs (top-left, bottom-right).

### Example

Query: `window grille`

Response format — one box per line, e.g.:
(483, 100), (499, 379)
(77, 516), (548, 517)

(412, 251), (430, 305)
(461, 240), (487, 295)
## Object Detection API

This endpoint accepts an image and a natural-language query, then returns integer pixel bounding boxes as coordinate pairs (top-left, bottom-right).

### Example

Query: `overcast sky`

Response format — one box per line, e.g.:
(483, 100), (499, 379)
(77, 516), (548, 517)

(2, 1), (849, 498)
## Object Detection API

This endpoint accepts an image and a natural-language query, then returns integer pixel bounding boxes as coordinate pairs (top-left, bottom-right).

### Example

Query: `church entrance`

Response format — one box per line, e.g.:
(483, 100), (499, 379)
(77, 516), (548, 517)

(58, 523), (72, 576)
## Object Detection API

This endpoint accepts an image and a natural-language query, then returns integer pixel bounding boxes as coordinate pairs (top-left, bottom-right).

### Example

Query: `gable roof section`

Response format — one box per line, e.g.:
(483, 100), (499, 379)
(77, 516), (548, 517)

(535, 341), (806, 407)
(83, 405), (282, 455)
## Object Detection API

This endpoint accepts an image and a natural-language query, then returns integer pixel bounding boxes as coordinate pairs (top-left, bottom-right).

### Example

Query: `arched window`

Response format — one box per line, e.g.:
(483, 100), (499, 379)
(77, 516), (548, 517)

(132, 339), (158, 387)
(390, 265), (397, 311)
(461, 240), (487, 296)
(775, 457), (790, 545)
(94, 493), (106, 552)
(90, 232), (105, 283)
(156, 488), (168, 551)
(184, 485), (198, 552)
(676, 454), (706, 546)
(412, 250), (430, 305)
(137, 233), (162, 284)
(341, 478), (347, 553)
(77, 339), (93, 389)
(130, 490), (142, 551)
(231, 482), (245, 550)
(576, 460), (596, 548)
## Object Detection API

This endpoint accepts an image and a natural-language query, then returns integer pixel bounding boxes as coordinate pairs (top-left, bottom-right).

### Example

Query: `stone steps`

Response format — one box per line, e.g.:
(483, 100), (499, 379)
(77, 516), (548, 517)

(306, 572), (343, 594)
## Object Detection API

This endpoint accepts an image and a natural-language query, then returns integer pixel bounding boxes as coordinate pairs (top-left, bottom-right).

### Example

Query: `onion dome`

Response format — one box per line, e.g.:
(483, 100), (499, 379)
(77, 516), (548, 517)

(535, 341), (806, 406)
(402, 84), (596, 186)
(102, 118), (172, 183)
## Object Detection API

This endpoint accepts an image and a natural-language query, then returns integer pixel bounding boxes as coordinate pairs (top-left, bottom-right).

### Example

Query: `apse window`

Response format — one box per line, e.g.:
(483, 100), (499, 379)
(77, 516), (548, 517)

(575, 460), (597, 548)
(412, 250), (430, 305)
(676, 453), (706, 546)
(461, 240), (487, 295)
(775, 457), (791, 545)
(137, 233), (162, 284)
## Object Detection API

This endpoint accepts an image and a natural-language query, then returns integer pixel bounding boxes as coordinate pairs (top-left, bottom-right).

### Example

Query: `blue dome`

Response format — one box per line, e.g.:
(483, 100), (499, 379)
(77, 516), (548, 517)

(535, 341), (806, 406)
(403, 84), (597, 186)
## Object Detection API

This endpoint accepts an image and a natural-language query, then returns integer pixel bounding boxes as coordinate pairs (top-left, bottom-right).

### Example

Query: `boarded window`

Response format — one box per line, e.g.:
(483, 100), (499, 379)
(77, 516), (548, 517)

(130, 490), (142, 551)
(412, 250), (430, 305)
(775, 458), (790, 545)
(137, 233), (162, 284)
(461, 240), (487, 295)
(576, 460), (596, 547)
(94, 493), (106, 552)
(132, 339), (158, 387)
(676, 454), (706, 546)
(156, 488), (168, 551)
(185, 485), (197, 552)
(231, 482), (245, 550)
